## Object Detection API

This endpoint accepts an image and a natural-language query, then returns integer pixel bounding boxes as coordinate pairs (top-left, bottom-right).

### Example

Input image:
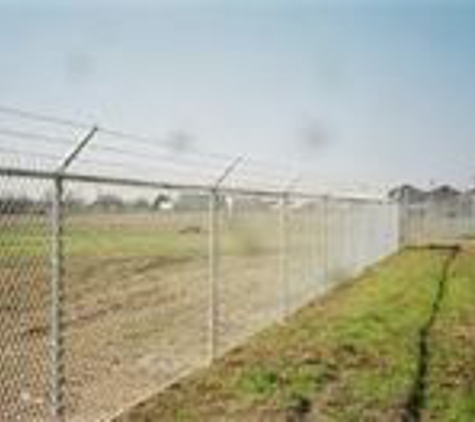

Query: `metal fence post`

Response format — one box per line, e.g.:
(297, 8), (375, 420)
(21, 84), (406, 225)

(50, 175), (65, 422)
(398, 194), (408, 248)
(48, 125), (97, 420)
(321, 195), (329, 290)
(278, 177), (300, 318)
(310, 200), (318, 292)
(279, 193), (289, 319)
(471, 195), (475, 236)
(206, 157), (242, 363)
(208, 188), (220, 362)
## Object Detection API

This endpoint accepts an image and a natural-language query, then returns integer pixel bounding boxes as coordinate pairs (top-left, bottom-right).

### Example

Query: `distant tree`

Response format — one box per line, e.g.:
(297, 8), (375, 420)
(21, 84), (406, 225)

(64, 191), (86, 211)
(92, 194), (124, 211)
(175, 193), (209, 211)
(0, 195), (35, 214)
(153, 193), (171, 210)
(131, 197), (151, 210)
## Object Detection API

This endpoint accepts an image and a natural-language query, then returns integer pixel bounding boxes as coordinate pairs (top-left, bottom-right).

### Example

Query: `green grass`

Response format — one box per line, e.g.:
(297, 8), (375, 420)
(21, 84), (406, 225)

(116, 245), (475, 421)
(0, 212), (280, 260)
(424, 249), (475, 421)
(0, 228), (204, 261)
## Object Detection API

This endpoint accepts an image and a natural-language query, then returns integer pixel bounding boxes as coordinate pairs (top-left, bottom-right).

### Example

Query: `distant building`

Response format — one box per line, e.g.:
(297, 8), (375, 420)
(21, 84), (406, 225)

(462, 187), (475, 199)
(91, 194), (125, 211)
(426, 185), (461, 202)
(388, 185), (426, 203)
(388, 184), (462, 204)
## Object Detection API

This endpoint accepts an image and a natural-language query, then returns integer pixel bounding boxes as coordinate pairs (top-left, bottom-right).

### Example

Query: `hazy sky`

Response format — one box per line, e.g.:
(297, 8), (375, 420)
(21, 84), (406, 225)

(1, 1), (475, 190)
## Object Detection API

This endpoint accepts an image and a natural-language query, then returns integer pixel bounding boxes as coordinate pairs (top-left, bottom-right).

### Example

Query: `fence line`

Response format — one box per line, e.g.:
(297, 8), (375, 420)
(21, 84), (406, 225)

(0, 164), (403, 422)
(1, 106), (473, 421)
(400, 195), (475, 246)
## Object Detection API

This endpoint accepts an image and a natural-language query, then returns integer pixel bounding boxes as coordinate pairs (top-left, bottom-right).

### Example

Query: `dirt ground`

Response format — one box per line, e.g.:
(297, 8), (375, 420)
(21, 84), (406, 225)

(0, 204), (396, 421)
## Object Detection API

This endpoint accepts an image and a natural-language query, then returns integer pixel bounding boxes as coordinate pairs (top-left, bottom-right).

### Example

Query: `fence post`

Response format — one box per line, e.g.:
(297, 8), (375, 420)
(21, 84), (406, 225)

(471, 194), (475, 236)
(310, 200), (318, 292)
(208, 188), (220, 362)
(347, 200), (355, 274)
(48, 125), (97, 420)
(398, 194), (408, 249)
(321, 195), (329, 292)
(279, 193), (289, 319)
(207, 157), (243, 361)
(50, 175), (65, 422)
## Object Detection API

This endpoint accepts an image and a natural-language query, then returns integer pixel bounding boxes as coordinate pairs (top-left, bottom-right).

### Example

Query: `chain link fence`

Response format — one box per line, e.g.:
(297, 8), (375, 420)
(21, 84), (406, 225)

(0, 175), (52, 421)
(6, 105), (475, 421)
(3, 106), (475, 421)
(400, 196), (475, 246)
(0, 167), (401, 421)
(0, 101), (408, 422)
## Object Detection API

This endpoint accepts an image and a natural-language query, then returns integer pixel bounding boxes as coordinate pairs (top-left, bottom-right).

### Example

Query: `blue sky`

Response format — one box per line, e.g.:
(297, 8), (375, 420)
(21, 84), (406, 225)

(1, 1), (475, 190)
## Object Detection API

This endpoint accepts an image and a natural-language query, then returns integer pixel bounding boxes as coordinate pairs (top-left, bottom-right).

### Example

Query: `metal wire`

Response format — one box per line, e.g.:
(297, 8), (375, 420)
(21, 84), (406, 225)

(0, 127), (75, 147)
(0, 104), (386, 196)
(0, 104), (420, 422)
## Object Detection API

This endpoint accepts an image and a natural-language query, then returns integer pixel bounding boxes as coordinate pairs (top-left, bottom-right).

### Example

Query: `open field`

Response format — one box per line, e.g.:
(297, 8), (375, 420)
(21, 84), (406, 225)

(117, 245), (475, 421)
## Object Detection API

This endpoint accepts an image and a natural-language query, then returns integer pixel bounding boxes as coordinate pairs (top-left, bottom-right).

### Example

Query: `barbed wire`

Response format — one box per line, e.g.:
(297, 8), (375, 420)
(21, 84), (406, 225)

(0, 127), (75, 146)
(0, 104), (389, 197)
(0, 129), (287, 187)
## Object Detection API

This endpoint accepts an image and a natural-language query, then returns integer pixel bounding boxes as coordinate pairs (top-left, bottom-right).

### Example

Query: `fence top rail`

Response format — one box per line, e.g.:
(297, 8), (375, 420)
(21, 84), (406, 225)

(0, 165), (391, 204)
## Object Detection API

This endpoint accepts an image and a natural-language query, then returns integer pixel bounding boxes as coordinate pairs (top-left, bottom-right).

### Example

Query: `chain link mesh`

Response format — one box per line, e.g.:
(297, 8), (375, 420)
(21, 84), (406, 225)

(61, 181), (209, 420)
(217, 193), (281, 355)
(0, 172), (402, 421)
(0, 175), (51, 421)
(402, 196), (475, 246)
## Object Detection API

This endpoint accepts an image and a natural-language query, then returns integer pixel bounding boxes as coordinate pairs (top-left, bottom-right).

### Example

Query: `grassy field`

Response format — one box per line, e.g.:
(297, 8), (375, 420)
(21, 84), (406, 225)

(117, 245), (475, 421)
(0, 211), (281, 259)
